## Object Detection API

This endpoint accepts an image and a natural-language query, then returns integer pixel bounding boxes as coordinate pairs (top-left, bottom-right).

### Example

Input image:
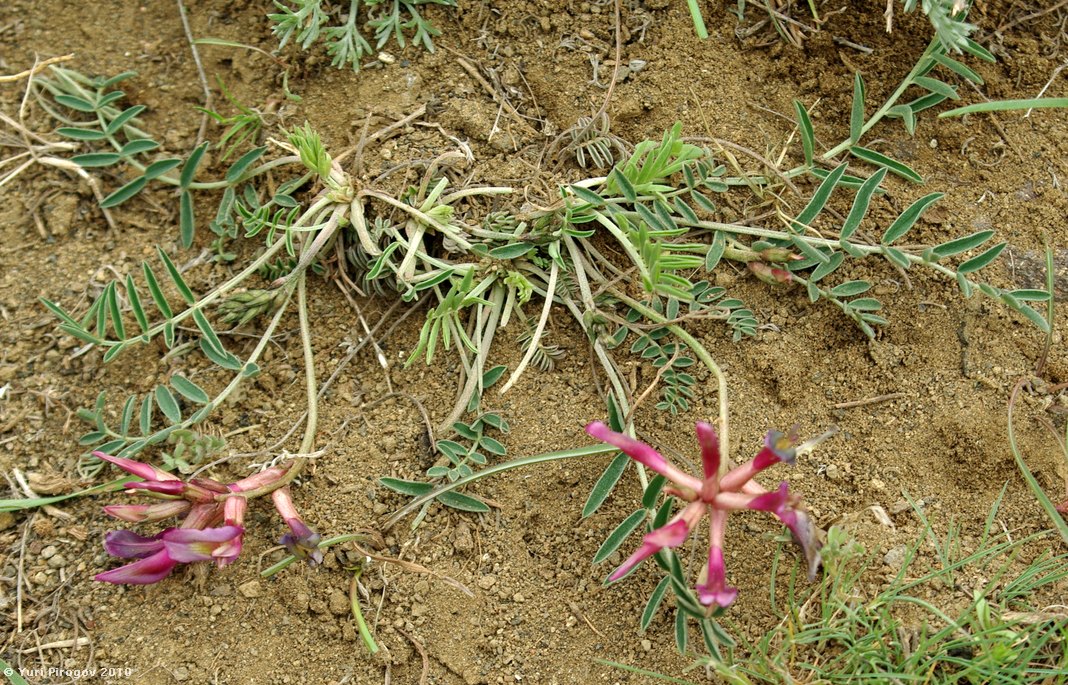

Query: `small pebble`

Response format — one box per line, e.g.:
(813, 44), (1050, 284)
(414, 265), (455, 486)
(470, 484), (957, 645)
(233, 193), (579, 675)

(883, 545), (908, 570)
(238, 580), (263, 599)
(478, 574), (497, 590)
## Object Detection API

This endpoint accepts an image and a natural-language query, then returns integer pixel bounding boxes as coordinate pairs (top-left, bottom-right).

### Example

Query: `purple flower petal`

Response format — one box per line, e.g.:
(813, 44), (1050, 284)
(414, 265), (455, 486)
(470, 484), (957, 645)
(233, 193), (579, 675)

(784, 507), (823, 582)
(746, 482), (791, 516)
(746, 483), (823, 581)
(586, 422), (703, 492)
(695, 422), (720, 480)
(229, 465), (288, 493)
(162, 525), (244, 563)
(94, 451), (178, 482)
(95, 549), (177, 585)
(696, 547), (738, 608)
(103, 529), (164, 559)
(720, 430), (798, 492)
(280, 518), (323, 566)
(223, 495), (247, 527)
(124, 480), (185, 496)
(104, 501), (191, 523)
(752, 429), (797, 470)
(180, 502), (224, 530)
(608, 517), (689, 582)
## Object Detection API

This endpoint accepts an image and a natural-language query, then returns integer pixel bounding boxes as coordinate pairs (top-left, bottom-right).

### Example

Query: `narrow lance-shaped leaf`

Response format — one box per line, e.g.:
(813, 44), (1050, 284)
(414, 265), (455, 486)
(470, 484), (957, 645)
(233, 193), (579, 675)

(850, 72), (865, 144)
(830, 280), (871, 297)
(640, 576), (671, 631)
(593, 509), (647, 564)
(793, 100), (815, 168)
(119, 139), (160, 157)
(225, 146), (267, 184)
(932, 52), (983, 84)
(193, 309), (224, 355)
(200, 338), (242, 370)
(100, 177), (147, 208)
(840, 167), (887, 240)
(792, 162), (848, 230)
(886, 104), (917, 135)
(171, 374), (210, 404)
(139, 393), (153, 435)
(154, 385), (181, 424)
(582, 453), (629, 517)
(54, 94), (95, 112)
(72, 153), (122, 168)
(105, 282), (125, 340)
(851, 146), (923, 183)
(143, 158), (182, 180)
(180, 142), (209, 189)
(157, 248), (195, 304)
(179, 190), (195, 248)
(675, 608), (688, 654)
(881, 192), (944, 245)
(105, 105), (147, 136)
(957, 242), (1007, 274)
(120, 395), (137, 436)
(57, 127), (107, 141)
(914, 76), (959, 100)
(124, 274), (148, 332)
(931, 229), (995, 258)
(142, 262), (172, 318)
(610, 167), (638, 203)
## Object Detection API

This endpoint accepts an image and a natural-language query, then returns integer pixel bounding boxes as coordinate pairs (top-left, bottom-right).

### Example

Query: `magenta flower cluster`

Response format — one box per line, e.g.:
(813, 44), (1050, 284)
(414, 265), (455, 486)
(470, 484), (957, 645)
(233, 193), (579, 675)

(94, 451), (322, 584)
(586, 421), (822, 608)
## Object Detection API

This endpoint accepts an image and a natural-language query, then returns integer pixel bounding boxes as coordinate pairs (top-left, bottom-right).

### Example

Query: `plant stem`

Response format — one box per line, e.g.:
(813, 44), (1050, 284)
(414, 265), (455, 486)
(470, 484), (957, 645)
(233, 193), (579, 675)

(383, 444), (618, 528)
(499, 259), (558, 393)
(686, 0), (709, 39)
(613, 293), (731, 476)
(817, 40), (940, 163)
(350, 567), (380, 654)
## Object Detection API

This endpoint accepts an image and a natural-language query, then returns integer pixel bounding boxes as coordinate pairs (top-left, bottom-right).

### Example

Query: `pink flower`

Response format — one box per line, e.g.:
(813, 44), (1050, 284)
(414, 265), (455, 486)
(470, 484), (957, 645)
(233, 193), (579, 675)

(92, 451), (306, 584)
(273, 487), (323, 565)
(586, 421), (824, 609)
(96, 525), (244, 585)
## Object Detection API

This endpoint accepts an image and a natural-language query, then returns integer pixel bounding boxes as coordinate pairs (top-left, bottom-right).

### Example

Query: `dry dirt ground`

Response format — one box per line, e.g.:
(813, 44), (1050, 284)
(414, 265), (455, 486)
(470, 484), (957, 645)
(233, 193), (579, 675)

(2, 1), (1068, 683)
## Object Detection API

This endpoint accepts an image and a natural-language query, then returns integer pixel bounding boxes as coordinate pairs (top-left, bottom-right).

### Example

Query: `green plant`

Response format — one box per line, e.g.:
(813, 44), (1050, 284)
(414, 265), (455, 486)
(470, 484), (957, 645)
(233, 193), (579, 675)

(721, 0), (975, 50)
(269, 0), (456, 71)
(197, 77), (266, 162)
(600, 494), (1068, 682)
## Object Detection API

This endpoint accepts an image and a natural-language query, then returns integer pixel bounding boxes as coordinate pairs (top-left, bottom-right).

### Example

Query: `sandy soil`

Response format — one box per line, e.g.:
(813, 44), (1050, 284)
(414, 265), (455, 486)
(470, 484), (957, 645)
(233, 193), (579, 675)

(1, 1), (1067, 683)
